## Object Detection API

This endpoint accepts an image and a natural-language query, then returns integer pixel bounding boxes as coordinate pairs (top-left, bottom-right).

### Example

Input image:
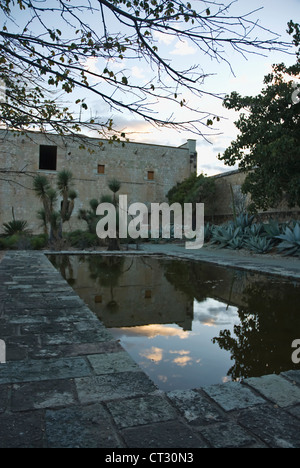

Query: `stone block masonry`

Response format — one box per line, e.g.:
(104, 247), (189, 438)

(0, 130), (196, 233)
(0, 251), (299, 448)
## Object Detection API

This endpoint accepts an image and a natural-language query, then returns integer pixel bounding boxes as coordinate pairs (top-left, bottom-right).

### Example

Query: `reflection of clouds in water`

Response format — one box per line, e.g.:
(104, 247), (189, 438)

(140, 346), (163, 363)
(173, 356), (192, 367)
(119, 324), (190, 339)
(140, 347), (202, 368)
(194, 298), (239, 327)
(158, 375), (168, 383)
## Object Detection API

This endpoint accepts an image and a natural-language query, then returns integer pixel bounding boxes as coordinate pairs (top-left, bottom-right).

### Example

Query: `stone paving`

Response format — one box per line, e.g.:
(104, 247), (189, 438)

(0, 250), (299, 448)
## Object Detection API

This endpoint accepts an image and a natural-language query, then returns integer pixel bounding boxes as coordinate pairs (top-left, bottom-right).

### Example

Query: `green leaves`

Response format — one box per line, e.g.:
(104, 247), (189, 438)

(219, 23), (300, 211)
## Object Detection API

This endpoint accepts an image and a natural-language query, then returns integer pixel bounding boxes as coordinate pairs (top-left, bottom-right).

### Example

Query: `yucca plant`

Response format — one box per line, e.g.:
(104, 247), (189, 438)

(79, 198), (101, 234)
(276, 223), (300, 256)
(33, 170), (77, 243)
(108, 179), (121, 207)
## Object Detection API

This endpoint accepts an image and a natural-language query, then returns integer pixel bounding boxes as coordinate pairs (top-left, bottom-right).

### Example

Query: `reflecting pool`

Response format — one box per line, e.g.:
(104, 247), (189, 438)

(49, 255), (300, 391)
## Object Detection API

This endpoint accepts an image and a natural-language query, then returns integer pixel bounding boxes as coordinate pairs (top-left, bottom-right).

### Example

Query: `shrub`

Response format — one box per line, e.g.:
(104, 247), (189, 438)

(66, 231), (99, 249)
(0, 234), (20, 250)
(30, 234), (48, 250)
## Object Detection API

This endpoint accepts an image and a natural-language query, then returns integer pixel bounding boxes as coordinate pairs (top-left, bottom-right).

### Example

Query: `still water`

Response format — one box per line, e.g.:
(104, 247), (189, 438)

(49, 255), (300, 391)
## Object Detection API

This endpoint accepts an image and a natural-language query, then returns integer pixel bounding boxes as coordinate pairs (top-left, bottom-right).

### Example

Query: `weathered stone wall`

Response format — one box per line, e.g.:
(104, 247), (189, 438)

(206, 170), (300, 223)
(0, 130), (196, 233)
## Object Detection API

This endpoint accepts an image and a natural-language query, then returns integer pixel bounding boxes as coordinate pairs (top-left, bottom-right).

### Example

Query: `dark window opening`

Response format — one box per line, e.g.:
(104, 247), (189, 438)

(145, 290), (152, 299)
(148, 171), (154, 181)
(95, 295), (103, 304)
(39, 145), (57, 171)
(98, 164), (105, 174)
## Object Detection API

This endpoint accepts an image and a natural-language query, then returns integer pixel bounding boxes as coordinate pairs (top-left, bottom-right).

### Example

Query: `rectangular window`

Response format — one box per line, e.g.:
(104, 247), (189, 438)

(148, 171), (154, 181)
(39, 145), (57, 171)
(98, 164), (105, 174)
(145, 290), (152, 299)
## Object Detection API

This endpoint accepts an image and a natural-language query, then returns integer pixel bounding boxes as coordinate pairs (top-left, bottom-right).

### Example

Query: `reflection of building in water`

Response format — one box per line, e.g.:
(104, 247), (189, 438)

(64, 256), (194, 331)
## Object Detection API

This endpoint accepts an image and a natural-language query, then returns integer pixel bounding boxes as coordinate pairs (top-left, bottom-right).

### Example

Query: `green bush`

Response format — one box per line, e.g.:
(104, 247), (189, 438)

(0, 234), (21, 249)
(30, 234), (48, 250)
(0, 233), (49, 250)
(66, 230), (99, 249)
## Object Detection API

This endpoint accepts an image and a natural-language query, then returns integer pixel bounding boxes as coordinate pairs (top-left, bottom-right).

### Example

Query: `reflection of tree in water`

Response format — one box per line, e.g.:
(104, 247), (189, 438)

(49, 254), (76, 286)
(87, 256), (125, 312)
(213, 280), (300, 381)
(162, 259), (237, 304)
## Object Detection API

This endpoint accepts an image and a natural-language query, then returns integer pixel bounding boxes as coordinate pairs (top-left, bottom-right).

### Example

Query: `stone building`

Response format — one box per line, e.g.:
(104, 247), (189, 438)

(206, 169), (300, 223)
(0, 130), (197, 233)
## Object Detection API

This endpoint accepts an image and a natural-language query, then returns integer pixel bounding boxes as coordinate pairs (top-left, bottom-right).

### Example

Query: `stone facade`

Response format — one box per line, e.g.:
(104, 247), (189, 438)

(0, 130), (197, 233)
(206, 170), (300, 223)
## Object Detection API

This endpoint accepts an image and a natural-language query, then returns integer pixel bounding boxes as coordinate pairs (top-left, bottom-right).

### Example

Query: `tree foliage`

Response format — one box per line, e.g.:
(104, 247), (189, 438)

(167, 172), (216, 207)
(0, 0), (291, 139)
(218, 21), (300, 212)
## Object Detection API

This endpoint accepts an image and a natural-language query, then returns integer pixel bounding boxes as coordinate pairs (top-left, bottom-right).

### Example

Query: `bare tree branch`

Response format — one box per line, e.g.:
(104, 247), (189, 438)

(0, 0), (292, 139)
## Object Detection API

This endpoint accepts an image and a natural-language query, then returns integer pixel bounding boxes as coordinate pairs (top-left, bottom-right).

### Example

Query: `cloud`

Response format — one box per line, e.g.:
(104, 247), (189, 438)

(173, 356), (193, 367)
(82, 57), (101, 76)
(140, 346), (163, 363)
(171, 39), (197, 56)
(153, 30), (176, 46)
(120, 324), (190, 340)
(131, 66), (146, 80)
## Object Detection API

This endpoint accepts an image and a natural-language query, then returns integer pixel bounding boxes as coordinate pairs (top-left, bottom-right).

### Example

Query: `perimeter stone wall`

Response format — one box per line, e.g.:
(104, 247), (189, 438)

(205, 170), (300, 223)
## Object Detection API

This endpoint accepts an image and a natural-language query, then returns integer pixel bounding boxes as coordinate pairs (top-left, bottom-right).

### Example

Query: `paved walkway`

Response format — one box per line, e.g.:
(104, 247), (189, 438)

(0, 250), (299, 448)
(141, 243), (300, 279)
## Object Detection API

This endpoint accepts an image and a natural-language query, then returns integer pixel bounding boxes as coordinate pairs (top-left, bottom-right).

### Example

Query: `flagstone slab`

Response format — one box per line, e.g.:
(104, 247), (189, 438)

(203, 381), (266, 412)
(75, 372), (157, 404)
(45, 404), (122, 448)
(0, 357), (92, 384)
(106, 395), (177, 428)
(245, 374), (300, 408)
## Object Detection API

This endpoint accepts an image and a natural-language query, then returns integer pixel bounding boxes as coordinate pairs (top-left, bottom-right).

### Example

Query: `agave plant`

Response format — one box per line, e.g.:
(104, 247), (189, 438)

(3, 219), (30, 236)
(244, 223), (264, 238)
(204, 222), (212, 242)
(244, 235), (274, 254)
(234, 212), (255, 230)
(263, 219), (282, 238)
(227, 235), (245, 250)
(211, 224), (243, 249)
(276, 223), (300, 256)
